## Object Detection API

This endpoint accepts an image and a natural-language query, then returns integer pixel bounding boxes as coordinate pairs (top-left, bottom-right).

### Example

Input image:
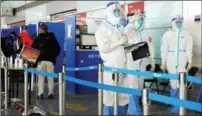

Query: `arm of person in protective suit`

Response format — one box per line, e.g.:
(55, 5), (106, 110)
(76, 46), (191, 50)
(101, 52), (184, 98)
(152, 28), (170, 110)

(95, 25), (127, 53)
(124, 23), (134, 40)
(186, 33), (193, 69)
(160, 32), (169, 71)
(145, 36), (155, 71)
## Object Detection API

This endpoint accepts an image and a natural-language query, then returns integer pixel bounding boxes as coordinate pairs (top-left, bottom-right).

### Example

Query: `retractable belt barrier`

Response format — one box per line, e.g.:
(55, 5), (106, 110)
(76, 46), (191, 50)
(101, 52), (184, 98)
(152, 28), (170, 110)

(24, 67), (202, 113)
(65, 65), (202, 84)
(102, 66), (202, 84)
(66, 66), (98, 71)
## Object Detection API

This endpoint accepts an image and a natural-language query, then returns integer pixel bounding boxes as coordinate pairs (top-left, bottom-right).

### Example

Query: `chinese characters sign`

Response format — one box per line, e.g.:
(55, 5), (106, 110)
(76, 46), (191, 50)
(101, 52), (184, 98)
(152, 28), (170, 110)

(128, 2), (144, 15)
(20, 46), (40, 63)
(88, 54), (101, 59)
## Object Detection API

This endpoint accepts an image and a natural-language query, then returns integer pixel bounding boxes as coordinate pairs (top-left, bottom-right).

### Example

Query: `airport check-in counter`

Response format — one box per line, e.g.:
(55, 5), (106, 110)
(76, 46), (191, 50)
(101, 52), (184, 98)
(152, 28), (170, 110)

(65, 16), (103, 94)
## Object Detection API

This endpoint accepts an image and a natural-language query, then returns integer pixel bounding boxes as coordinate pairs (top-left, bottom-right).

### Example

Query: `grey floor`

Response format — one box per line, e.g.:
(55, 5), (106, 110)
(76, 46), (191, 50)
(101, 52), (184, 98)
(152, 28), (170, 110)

(1, 82), (202, 115)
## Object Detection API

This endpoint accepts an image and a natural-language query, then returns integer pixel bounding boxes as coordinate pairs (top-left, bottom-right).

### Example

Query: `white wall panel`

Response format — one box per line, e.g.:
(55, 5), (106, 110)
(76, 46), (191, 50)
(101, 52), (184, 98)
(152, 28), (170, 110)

(25, 4), (47, 24)
(0, 11), (25, 27)
(46, 1), (76, 15)
(77, 1), (125, 13)
(145, 1), (183, 28)
(6, 11), (25, 24)
(183, 1), (201, 68)
(1, 17), (7, 28)
(1, 1), (35, 8)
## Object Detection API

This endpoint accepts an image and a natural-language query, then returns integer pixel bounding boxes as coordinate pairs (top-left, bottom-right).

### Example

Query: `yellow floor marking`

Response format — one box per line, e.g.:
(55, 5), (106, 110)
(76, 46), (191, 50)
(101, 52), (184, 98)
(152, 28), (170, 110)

(50, 111), (59, 115)
(65, 104), (89, 111)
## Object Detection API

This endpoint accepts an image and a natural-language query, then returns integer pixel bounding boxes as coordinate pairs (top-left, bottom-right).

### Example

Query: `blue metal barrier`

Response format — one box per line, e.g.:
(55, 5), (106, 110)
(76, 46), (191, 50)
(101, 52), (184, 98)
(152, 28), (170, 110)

(102, 66), (202, 84)
(149, 93), (202, 112)
(24, 68), (58, 79)
(63, 75), (141, 96)
(65, 65), (202, 84)
(66, 66), (98, 71)
(187, 75), (202, 85)
(102, 66), (178, 79)
(24, 68), (202, 112)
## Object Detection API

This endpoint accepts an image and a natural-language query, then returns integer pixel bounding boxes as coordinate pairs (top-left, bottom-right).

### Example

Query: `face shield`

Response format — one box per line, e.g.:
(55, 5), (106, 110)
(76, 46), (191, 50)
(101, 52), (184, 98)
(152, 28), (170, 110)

(171, 15), (183, 30)
(175, 20), (183, 29)
(132, 11), (145, 30)
(135, 17), (144, 28)
(113, 8), (121, 18)
(106, 2), (121, 25)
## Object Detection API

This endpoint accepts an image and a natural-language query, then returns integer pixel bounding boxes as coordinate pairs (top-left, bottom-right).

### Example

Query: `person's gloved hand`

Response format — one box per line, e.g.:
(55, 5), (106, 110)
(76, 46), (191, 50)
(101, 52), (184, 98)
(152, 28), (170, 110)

(150, 60), (155, 72)
(118, 36), (128, 45)
(132, 9), (141, 22)
(129, 47), (137, 52)
(187, 61), (192, 70)
(160, 62), (166, 72)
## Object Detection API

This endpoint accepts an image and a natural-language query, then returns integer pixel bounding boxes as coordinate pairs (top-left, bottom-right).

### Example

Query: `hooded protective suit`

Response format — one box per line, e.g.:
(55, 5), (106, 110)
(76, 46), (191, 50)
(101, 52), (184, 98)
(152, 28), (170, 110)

(161, 15), (193, 89)
(95, 1), (129, 115)
(161, 15), (193, 114)
(125, 11), (155, 115)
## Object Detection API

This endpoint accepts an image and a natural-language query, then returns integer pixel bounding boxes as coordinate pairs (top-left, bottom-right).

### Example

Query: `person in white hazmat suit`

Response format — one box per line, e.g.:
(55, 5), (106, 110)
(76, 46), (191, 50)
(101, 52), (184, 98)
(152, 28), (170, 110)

(95, 1), (129, 115)
(161, 15), (193, 114)
(124, 11), (155, 115)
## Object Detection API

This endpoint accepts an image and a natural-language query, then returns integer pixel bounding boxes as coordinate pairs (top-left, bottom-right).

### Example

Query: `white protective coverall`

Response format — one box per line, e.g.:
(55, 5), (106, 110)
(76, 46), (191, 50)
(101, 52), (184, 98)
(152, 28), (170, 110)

(125, 16), (155, 90)
(161, 15), (193, 89)
(95, 3), (129, 106)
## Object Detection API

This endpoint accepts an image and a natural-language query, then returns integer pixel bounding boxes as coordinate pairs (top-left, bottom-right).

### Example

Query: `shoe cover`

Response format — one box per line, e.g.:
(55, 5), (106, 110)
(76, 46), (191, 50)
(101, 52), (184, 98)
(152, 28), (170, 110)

(103, 105), (126, 115)
(197, 86), (202, 103)
(169, 89), (179, 114)
(127, 95), (142, 115)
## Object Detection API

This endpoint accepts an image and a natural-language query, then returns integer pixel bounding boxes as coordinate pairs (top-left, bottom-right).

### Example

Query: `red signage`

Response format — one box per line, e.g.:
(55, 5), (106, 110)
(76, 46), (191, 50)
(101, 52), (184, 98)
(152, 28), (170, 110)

(20, 45), (40, 63)
(76, 12), (87, 26)
(128, 2), (144, 15)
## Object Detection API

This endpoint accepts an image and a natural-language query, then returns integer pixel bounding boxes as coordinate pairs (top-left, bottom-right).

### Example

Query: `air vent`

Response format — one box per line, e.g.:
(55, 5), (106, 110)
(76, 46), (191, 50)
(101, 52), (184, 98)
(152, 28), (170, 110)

(1, 7), (14, 16)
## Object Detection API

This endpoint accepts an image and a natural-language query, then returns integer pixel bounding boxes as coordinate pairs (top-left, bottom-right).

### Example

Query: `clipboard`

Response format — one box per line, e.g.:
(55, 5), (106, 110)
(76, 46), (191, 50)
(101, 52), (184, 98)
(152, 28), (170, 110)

(124, 42), (150, 61)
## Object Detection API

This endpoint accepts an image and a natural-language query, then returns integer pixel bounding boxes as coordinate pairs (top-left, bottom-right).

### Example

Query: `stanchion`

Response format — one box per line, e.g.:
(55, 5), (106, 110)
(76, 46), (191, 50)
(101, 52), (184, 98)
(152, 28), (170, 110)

(62, 65), (66, 115)
(98, 64), (103, 115)
(0, 67), (2, 113)
(142, 88), (151, 115)
(113, 73), (119, 115)
(179, 72), (187, 115)
(58, 72), (63, 115)
(23, 63), (28, 115)
(31, 72), (35, 91)
(4, 67), (8, 110)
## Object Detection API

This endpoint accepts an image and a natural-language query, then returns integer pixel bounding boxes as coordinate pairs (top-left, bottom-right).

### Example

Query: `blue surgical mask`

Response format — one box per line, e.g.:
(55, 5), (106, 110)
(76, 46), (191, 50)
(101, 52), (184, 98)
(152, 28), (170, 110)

(114, 12), (121, 18)
(135, 20), (143, 29)
(176, 22), (182, 29)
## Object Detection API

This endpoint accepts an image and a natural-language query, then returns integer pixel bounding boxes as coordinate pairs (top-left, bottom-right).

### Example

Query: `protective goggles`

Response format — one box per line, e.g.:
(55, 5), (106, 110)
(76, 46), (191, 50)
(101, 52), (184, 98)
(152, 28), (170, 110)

(107, 2), (120, 7)
(171, 16), (183, 22)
